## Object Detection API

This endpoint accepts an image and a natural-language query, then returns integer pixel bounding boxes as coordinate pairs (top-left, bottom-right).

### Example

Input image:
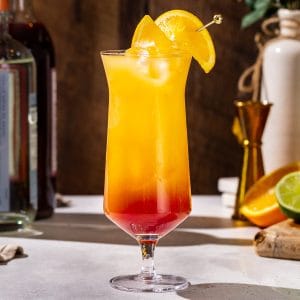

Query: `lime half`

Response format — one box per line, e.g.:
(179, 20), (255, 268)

(275, 171), (300, 222)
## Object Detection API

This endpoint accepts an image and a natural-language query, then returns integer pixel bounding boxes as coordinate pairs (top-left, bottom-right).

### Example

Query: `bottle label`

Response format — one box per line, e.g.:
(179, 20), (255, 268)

(0, 71), (10, 212)
(29, 93), (38, 209)
(51, 69), (57, 176)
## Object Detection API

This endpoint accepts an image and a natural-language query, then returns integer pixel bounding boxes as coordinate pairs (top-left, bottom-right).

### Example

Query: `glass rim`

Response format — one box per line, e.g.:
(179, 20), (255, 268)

(100, 49), (190, 58)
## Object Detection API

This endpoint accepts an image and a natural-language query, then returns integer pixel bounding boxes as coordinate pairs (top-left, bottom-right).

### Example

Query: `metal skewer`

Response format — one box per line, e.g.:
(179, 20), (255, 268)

(197, 14), (223, 32)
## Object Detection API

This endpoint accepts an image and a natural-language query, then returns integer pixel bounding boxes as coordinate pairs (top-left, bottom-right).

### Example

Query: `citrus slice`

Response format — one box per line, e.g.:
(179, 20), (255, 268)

(240, 191), (286, 228)
(240, 162), (300, 227)
(155, 10), (216, 73)
(275, 171), (300, 222)
(130, 15), (173, 54)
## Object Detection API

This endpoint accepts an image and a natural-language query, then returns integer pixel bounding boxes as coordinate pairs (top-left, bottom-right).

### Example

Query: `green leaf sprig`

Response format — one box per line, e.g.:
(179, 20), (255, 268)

(242, 0), (300, 28)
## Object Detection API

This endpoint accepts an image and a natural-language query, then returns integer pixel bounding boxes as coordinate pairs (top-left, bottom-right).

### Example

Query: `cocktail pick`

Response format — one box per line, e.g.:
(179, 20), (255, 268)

(197, 15), (223, 32)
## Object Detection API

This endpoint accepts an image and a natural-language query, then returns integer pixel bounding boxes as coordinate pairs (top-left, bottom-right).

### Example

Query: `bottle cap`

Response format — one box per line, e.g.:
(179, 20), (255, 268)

(0, 0), (9, 12)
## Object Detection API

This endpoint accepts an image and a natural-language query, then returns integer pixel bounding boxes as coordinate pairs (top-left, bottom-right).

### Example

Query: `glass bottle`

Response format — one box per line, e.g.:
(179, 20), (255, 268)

(9, 0), (56, 219)
(0, 0), (37, 230)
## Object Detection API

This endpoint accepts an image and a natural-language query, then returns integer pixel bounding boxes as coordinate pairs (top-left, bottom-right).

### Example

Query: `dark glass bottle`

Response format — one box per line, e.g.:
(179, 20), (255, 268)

(0, 0), (37, 230)
(9, 0), (56, 219)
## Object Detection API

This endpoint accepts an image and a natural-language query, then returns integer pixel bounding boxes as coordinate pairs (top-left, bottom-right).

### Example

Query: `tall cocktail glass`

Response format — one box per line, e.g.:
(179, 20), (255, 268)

(101, 49), (192, 292)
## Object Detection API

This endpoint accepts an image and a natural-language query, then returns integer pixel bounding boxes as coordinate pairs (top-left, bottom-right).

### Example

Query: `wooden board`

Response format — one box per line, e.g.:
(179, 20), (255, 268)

(148, 0), (259, 193)
(33, 0), (122, 194)
(33, 0), (260, 194)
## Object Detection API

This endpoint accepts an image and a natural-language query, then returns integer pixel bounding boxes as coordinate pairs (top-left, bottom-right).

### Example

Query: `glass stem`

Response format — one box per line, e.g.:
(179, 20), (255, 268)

(138, 239), (157, 280)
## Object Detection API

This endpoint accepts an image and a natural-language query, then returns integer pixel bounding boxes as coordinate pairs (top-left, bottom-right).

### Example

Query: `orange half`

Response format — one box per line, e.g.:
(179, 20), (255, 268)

(240, 162), (300, 227)
(240, 191), (286, 228)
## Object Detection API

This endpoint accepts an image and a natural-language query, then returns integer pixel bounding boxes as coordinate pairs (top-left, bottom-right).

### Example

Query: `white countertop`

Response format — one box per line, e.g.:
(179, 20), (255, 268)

(0, 196), (300, 300)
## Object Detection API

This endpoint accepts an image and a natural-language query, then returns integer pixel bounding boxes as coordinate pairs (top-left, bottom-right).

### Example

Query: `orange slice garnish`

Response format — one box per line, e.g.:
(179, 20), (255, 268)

(130, 15), (173, 54)
(155, 10), (216, 73)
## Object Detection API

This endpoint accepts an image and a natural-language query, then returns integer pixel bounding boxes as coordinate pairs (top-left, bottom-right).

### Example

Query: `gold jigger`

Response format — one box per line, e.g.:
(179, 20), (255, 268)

(232, 100), (272, 220)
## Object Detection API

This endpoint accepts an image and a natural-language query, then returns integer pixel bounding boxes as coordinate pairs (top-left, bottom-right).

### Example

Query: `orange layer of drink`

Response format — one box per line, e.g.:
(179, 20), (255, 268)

(102, 50), (192, 239)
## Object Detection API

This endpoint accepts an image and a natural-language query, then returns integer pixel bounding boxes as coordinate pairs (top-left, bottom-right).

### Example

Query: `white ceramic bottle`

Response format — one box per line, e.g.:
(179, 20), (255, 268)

(261, 9), (300, 172)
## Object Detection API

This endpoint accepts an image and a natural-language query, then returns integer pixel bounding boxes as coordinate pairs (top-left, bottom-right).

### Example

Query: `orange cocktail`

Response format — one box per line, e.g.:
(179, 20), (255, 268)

(101, 9), (219, 293)
(102, 50), (192, 239)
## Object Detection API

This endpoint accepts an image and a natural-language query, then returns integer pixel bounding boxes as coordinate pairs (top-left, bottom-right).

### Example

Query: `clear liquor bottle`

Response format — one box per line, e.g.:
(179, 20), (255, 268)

(9, 0), (56, 219)
(0, 0), (37, 230)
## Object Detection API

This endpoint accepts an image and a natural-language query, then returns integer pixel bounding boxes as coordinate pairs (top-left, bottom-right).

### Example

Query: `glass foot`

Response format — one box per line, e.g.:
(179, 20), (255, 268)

(110, 274), (190, 293)
(0, 213), (30, 232)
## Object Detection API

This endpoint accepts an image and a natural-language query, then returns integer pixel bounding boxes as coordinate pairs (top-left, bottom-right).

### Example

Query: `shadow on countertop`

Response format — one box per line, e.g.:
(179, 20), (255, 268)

(180, 215), (252, 229)
(177, 283), (300, 300)
(23, 213), (254, 246)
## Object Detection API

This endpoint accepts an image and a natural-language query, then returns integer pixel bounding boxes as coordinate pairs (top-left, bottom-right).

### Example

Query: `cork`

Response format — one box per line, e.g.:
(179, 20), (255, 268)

(255, 219), (300, 260)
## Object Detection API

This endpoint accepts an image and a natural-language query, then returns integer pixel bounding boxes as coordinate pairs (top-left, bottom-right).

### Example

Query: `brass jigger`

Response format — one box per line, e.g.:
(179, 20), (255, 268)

(232, 100), (272, 220)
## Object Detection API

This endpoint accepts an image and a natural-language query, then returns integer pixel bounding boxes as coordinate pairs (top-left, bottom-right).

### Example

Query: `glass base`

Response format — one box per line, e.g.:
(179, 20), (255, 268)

(110, 274), (190, 293)
(0, 213), (30, 232)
